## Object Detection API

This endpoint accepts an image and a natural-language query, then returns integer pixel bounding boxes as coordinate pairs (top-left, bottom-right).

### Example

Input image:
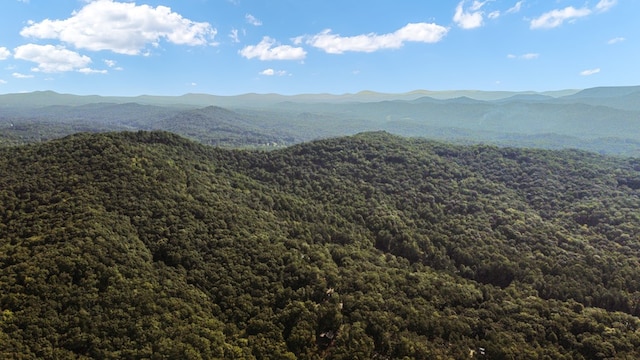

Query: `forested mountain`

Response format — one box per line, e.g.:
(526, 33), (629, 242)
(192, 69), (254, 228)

(2, 86), (640, 155)
(2, 131), (640, 359)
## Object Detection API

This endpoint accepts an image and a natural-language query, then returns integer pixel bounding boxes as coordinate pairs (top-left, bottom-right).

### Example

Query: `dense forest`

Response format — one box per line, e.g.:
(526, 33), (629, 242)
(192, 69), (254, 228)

(2, 131), (640, 359)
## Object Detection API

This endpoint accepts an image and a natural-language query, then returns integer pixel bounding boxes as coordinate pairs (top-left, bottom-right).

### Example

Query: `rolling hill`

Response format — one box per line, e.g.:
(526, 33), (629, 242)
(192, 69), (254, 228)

(2, 131), (640, 358)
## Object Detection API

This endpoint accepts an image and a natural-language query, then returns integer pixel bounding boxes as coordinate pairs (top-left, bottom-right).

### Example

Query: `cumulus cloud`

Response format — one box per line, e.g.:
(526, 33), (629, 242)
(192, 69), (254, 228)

(14, 44), (93, 73)
(0, 79), (6, 84)
(0, 47), (11, 60)
(304, 22), (448, 54)
(245, 14), (262, 26)
(607, 37), (625, 44)
(530, 6), (591, 29)
(595, 0), (617, 12)
(488, 11), (500, 19)
(580, 68), (601, 76)
(453, 1), (486, 29)
(239, 37), (306, 60)
(19, 0), (217, 55)
(259, 68), (287, 76)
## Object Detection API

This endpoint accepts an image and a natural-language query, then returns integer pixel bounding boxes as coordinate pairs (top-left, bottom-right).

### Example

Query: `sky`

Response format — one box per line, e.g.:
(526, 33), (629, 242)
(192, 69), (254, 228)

(0, 0), (637, 96)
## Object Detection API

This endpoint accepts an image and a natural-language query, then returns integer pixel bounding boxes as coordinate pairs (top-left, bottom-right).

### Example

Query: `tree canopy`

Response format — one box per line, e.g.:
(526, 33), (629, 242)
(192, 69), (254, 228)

(2, 131), (640, 359)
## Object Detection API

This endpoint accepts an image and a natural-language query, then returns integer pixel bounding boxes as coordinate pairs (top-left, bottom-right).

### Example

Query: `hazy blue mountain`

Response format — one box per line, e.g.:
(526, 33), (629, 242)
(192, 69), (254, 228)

(0, 88), (581, 108)
(553, 89), (640, 111)
(561, 85), (640, 99)
(1, 86), (639, 155)
(495, 94), (556, 102)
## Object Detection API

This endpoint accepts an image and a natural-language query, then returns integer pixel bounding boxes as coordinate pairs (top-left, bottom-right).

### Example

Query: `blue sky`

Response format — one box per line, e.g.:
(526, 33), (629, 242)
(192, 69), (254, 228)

(0, 0), (637, 95)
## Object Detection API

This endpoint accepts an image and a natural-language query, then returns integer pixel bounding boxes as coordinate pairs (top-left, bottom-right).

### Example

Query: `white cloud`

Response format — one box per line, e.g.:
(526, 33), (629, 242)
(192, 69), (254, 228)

(20, 0), (217, 55)
(507, 53), (539, 60)
(245, 14), (262, 26)
(229, 29), (240, 43)
(488, 11), (501, 19)
(104, 59), (123, 70)
(607, 37), (625, 44)
(470, 0), (488, 12)
(454, 1), (485, 29)
(79, 68), (107, 74)
(305, 22), (448, 54)
(259, 68), (288, 76)
(0, 79), (7, 84)
(17, 0), (29, 3)
(530, 6), (591, 29)
(595, 0), (617, 12)
(506, 1), (523, 14)
(580, 68), (600, 76)
(239, 37), (306, 60)
(13, 44), (92, 73)
(0, 47), (11, 60)
(13, 72), (34, 78)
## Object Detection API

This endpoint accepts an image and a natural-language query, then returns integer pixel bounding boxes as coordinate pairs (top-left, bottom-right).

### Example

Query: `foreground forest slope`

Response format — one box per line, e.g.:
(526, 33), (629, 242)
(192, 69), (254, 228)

(2, 131), (640, 359)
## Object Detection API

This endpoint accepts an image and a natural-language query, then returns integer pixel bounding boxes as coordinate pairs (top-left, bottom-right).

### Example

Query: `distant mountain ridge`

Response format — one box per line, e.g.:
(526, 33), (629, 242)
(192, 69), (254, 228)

(0, 87), (584, 107)
(1, 85), (639, 155)
(563, 85), (640, 99)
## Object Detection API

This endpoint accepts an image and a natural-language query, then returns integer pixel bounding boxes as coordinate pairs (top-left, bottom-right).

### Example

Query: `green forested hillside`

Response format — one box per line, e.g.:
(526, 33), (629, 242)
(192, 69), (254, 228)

(2, 131), (640, 359)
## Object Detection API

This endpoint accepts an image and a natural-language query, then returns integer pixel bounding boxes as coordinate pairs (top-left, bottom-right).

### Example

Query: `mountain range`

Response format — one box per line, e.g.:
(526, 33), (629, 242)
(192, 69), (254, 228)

(2, 85), (640, 155)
